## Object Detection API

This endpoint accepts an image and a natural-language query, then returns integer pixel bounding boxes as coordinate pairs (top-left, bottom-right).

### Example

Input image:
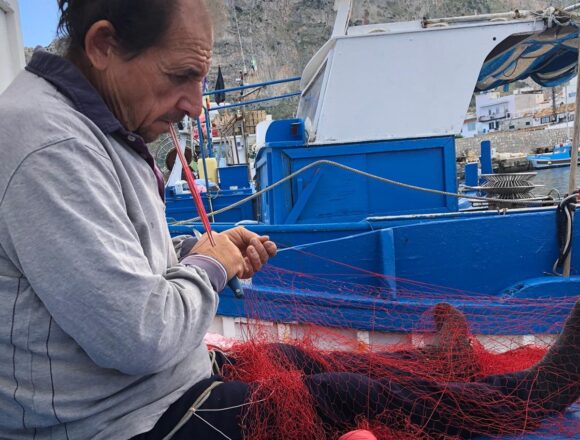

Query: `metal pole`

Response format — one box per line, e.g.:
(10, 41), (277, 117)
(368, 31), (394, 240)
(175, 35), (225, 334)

(203, 107), (214, 157)
(204, 76), (301, 97)
(240, 107), (249, 165)
(232, 129), (241, 165)
(210, 92), (301, 112)
(565, 3), (580, 12)
(566, 83), (572, 140)
(422, 10), (531, 27)
(562, 37), (580, 277)
(196, 117), (215, 222)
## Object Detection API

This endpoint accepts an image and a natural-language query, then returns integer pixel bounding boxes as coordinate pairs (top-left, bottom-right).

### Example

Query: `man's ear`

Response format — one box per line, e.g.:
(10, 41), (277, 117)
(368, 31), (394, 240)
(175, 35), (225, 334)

(84, 20), (119, 70)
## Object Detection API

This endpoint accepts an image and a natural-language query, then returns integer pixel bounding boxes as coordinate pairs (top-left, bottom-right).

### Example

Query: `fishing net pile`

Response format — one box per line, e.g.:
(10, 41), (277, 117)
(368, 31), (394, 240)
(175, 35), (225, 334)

(207, 266), (579, 440)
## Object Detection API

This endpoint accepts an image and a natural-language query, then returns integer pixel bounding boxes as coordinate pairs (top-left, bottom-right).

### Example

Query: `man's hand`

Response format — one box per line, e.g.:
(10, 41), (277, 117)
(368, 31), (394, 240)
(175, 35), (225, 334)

(222, 227), (277, 278)
(188, 227), (277, 280)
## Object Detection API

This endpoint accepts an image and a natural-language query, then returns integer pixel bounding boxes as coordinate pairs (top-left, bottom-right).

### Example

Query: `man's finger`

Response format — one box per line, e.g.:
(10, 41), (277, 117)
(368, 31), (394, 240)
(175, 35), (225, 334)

(264, 241), (277, 257)
(241, 256), (253, 279)
(235, 227), (257, 242)
(246, 245), (263, 271)
(250, 238), (270, 264)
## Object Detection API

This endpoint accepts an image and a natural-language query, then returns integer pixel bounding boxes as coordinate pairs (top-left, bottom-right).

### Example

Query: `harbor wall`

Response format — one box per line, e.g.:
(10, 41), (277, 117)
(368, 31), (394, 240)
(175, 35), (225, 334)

(456, 127), (571, 155)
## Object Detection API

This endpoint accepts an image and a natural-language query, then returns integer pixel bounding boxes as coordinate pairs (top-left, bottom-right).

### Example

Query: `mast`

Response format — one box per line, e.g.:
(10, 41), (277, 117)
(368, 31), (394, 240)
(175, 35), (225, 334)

(332, 0), (353, 38)
(563, 37), (580, 277)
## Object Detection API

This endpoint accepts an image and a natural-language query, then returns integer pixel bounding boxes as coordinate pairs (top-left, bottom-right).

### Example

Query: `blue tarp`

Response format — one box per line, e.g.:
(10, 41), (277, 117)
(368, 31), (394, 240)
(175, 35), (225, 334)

(477, 25), (580, 91)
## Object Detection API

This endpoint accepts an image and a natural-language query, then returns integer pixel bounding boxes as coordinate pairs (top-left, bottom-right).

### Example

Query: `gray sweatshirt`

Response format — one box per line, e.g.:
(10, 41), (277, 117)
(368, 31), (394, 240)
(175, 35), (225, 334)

(0, 53), (225, 439)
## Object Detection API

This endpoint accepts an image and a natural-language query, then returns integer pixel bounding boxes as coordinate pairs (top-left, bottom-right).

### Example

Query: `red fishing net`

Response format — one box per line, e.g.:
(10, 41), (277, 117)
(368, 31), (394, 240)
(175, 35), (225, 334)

(209, 265), (579, 440)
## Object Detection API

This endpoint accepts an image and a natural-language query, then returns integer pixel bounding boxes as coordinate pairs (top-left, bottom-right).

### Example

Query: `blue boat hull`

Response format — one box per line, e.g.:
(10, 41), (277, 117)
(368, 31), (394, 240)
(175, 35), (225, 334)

(172, 209), (579, 335)
(528, 157), (580, 169)
(196, 210), (580, 438)
(527, 144), (580, 169)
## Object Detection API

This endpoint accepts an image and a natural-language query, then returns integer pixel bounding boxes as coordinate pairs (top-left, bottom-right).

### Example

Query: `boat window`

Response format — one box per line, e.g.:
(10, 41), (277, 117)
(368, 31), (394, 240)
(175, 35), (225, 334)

(297, 62), (326, 125)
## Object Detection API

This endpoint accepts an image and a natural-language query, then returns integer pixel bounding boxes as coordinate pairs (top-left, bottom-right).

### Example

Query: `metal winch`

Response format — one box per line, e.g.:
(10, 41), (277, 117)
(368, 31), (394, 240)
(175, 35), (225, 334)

(472, 173), (543, 209)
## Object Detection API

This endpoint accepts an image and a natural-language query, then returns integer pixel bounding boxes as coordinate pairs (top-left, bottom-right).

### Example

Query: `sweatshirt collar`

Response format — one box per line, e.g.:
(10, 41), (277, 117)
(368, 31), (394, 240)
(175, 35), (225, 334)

(26, 50), (166, 201)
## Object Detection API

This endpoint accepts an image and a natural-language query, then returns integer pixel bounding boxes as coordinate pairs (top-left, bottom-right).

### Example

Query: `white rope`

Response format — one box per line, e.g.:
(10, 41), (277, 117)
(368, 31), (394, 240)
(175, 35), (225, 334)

(196, 398), (269, 413)
(190, 412), (233, 440)
(161, 394), (270, 440)
(160, 381), (224, 440)
(185, 396), (273, 440)
(169, 159), (556, 225)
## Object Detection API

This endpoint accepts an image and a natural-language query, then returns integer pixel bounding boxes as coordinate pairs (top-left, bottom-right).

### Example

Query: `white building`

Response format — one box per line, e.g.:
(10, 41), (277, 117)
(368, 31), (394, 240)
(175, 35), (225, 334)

(0, 0), (24, 93)
(475, 90), (545, 134)
(461, 114), (477, 138)
(562, 76), (578, 105)
(476, 92), (513, 133)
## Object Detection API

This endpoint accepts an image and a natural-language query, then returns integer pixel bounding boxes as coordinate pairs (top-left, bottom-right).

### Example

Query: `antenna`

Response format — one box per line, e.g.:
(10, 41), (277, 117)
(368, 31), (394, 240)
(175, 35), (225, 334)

(332, 0), (353, 38)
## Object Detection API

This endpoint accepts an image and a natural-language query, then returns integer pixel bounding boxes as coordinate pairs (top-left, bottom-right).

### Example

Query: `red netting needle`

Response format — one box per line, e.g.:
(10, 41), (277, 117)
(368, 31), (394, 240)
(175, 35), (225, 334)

(168, 124), (244, 298)
(169, 124), (216, 246)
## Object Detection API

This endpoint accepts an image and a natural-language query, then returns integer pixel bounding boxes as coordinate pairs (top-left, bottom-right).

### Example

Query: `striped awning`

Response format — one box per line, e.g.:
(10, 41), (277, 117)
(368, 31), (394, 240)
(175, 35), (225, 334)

(477, 24), (579, 92)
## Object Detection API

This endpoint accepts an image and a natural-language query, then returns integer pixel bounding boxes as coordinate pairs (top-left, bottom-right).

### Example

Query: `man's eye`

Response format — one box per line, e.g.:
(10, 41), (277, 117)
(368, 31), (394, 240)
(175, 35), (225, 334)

(170, 74), (190, 84)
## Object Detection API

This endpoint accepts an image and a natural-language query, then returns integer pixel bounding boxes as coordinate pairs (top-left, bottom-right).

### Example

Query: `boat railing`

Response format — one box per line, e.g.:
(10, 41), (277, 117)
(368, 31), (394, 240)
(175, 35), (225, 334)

(170, 159), (560, 226)
(421, 7), (577, 28)
(202, 76), (301, 112)
(185, 76), (302, 214)
(196, 75), (301, 149)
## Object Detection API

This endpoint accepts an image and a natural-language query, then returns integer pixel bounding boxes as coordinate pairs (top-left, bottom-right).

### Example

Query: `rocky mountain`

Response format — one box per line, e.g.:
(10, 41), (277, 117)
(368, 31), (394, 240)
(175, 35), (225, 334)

(207, 0), (571, 117)
(29, 1), (575, 118)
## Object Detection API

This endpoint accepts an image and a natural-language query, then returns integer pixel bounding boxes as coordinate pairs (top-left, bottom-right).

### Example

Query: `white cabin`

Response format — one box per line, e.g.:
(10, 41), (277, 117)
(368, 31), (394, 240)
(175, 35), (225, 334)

(297, 1), (577, 145)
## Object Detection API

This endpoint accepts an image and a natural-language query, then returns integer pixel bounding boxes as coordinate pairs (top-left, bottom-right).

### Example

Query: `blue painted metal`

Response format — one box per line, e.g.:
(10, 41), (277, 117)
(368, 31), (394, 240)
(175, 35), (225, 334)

(263, 118), (308, 147)
(166, 189), (254, 223)
(255, 130), (458, 224)
(527, 143), (580, 169)
(218, 165), (251, 190)
(168, 207), (560, 250)
(213, 209), (579, 335)
(387, 212), (565, 300)
(284, 170), (324, 224)
(480, 140), (493, 175)
(380, 228), (398, 300)
(464, 162), (479, 187)
(169, 220), (376, 249)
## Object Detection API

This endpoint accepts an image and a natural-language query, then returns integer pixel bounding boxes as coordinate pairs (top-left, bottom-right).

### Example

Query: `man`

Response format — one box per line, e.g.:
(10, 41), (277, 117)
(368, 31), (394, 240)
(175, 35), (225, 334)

(0, 1), (578, 440)
(0, 0), (275, 439)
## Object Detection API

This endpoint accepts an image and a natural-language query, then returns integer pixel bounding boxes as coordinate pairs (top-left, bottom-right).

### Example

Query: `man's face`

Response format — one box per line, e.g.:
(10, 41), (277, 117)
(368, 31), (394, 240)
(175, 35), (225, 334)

(99, 0), (213, 142)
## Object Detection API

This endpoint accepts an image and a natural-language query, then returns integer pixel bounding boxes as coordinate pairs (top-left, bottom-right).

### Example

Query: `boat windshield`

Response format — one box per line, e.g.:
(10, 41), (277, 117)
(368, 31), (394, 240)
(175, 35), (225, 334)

(297, 62), (327, 127)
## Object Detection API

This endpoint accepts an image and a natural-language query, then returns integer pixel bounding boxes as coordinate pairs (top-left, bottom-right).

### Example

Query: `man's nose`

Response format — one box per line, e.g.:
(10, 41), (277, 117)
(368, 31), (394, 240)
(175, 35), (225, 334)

(176, 83), (203, 118)
(176, 97), (201, 118)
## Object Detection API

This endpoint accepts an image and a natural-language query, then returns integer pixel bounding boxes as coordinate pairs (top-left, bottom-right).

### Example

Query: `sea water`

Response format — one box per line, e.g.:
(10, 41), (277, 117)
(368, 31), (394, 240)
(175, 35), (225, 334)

(532, 167), (580, 197)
